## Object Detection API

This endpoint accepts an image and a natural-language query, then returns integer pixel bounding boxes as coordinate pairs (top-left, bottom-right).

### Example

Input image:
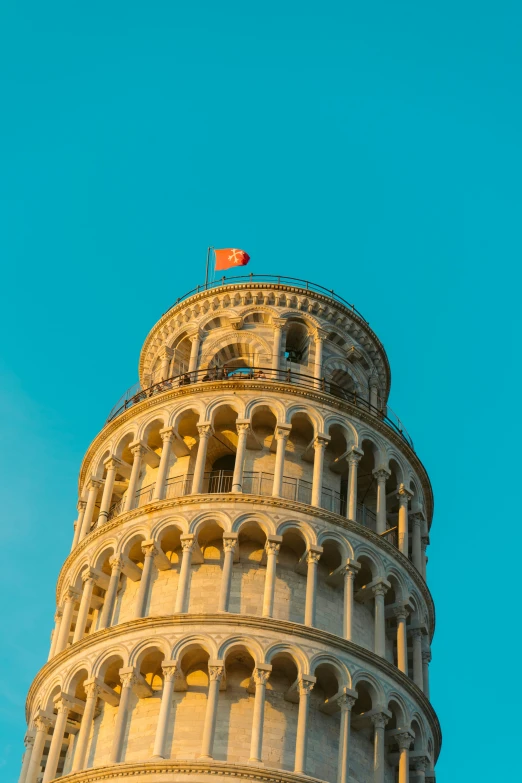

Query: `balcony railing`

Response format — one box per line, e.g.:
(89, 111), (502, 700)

(106, 366), (413, 450)
(162, 274), (370, 323)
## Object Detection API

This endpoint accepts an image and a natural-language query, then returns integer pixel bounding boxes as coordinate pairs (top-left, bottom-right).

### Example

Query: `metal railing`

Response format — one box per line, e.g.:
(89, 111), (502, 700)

(106, 366), (413, 450)
(162, 274), (369, 323)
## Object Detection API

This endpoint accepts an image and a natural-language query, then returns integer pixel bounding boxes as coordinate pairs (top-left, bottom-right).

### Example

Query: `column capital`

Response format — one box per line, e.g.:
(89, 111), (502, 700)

(53, 693), (76, 714)
(393, 603), (410, 621)
(236, 420), (251, 434)
(54, 606), (63, 621)
(337, 693), (357, 712)
(109, 553), (125, 570)
(77, 500), (87, 512)
(181, 534), (196, 553)
(409, 627), (424, 641)
(272, 317), (286, 329)
(83, 679), (101, 700)
(397, 483), (413, 504)
(371, 712), (389, 729)
(24, 731), (35, 748)
(141, 539), (158, 558)
(275, 424), (292, 440)
(343, 558), (361, 577)
(119, 667), (140, 689)
(159, 345), (174, 360)
(421, 649), (432, 664)
(421, 535), (430, 548)
(265, 538), (281, 556)
(414, 756), (429, 772)
(253, 666), (272, 686)
(159, 426), (175, 442)
(313, 327), (329, 342)
(347, 447), (364, 466)
(396, 730), (415, 750)
(88, 476), (103, 491)
(223, 534), (238, 554)
(208, 664), (224, 682)
(313, 433), (331, 448)
(161, 660), (179, 682)
(306, 548), (322, 565)
(81, 567), (100, 585)
(129, 440), (147, 456)
(372, 581), (390, 599)
(373, 467), (391, 482)
(197, 423), (214, 439)
(65, 585), (81, 602)
(34, 713), (53, 732)
(297, 676), (316, 696)
(103, 455), (123, 472)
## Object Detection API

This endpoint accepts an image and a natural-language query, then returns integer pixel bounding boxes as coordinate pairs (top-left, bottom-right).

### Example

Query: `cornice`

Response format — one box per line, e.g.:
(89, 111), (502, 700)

(25, 614), (441, 755)
(139, 281), (391, 391)
(52, 760), (326, 783)
(56, 494), (435, 635)
(78, 380), (434, 523)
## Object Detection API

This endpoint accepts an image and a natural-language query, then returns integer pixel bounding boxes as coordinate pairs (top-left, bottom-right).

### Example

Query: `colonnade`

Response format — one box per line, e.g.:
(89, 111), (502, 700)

(20, 668), (430, 783)
(73, 421), (426, 576)
(50, 535), (432, 696)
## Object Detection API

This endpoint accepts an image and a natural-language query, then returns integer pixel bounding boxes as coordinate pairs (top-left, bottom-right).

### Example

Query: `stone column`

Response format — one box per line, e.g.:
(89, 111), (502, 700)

(199, 664), (224, 760)
(55, 587), (81, 653)
(110, 669), (137, 763)
(79, 478), (102, 540)
(262, 538), (281, 617)
(192, 424), (213, 493)
(26, 715), (52, 783)
(150, 427), (174, 500)
(17, 731), (35, 783)
(48, 607), (63, 660)
(71, 500), (86, 550)
(373, 468), (390, 534)
(294, 677), (315, 774)
(218, 535), (237, 611)
(397, 484), (412, 557)
(343, 561), (360, 641)
(421, 536), (429, 580)
(337, 694), (356, 783)
(371, 713), (389, 783)
(411, 629), (424, 689)
(71, 679), (100, 772)
(99, 555), (123, 629)
(396, 731), (414, 783)
(272, 425), (291, 497)
(271, 318), (285, 372)
(152, 662), (178, 759)
(249, 666), (272, 763)
(369, 376), (380, 409)
(346, 449), (364, 521)
(372, 582), (388, 657)
(314, 330), (326, 387)
(98, 457), (122, 525)
(124, 442), (145, 512)
(304, 549), (322, 626)
(72, 568), (99, 644)
(159, 346), (173, 380)
(188, 333), (201, 374)
(394, 605), (409, 674)
(42, 695), (74, 783)
(134, 540), (157, 619)
(411, 514), (423, 572)
(422, 649), (431, 699)
(311, 435), (330, 507)
(232, 421), (250, 492)
(175, 535), (195, 613)
(414, 757), (429, 782)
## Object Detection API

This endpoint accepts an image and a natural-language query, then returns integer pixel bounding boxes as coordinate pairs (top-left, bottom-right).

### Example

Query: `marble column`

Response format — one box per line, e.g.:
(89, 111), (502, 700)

(422, 649), (431, 699)
(48, 606), (63, 660)
(25, 715), (52, 783)
(55, 587), (81, 653)
(394, 604), (409, 675)
(262, 538), (281, 618)
(414, 757), (429, 782)
(337, 694), (356, 783)
(373, 468), (390, 534)
(110, 669), (137, 763)
(271, 318), (285, 371)
(218, 535), (237, 611)
(79, 478), (103, 540)
(124, 442), (145, 513)
(411, 629), (424, 689)
(72, 568), (99, 644)
(421, 536), (429, 580)
(294, 677), (315, 774)
(232, 422), (250, 492)
(42, 695), (74, 783)
(153, 428), (174, 501)
(98, 456), (122, 525)
(71, 679), (100, 772)
(371, 712), (389, 783)
(311, 435), (330, 507)
(249, 666), (271, 763)
(159, 346), (173, 380)
(134, 540), (157, 619)
(397, 484), (413, 557)
(99, 555), (123, 629)
(188, 333), (201, 374)
(175, 535), (195, 613)
(314, 330), (326, 388)
(396, 731), (414, 783)
(152, 662), (178, 759)
(71, 500), (86, 550)
(372, 582), (389, 657)
(304, 549), (322, 626)
(272, 425), (291, 497)
(343, 561), (360, 640)
(17, 731), (35, 783)
(411, 513), (424, 572)
(192, 425), (213, 493)
(199, 664), (224, 759)
(347, 449), (364, 521)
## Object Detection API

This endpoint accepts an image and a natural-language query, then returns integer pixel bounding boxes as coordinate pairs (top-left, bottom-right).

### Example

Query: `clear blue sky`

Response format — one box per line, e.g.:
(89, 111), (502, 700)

(0, 1), (520, 779)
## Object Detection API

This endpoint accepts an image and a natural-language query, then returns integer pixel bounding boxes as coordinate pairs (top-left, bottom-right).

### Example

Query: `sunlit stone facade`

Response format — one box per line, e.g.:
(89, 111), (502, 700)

(19, 278), (440, 783)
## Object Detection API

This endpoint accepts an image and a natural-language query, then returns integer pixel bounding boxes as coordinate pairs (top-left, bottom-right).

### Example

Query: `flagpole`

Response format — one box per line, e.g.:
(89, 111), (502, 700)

(204, 247), (212, 289)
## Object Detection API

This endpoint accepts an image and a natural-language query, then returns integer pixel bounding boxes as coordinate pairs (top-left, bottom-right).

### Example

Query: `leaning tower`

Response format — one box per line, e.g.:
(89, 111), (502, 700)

(19, 276), (440, 783)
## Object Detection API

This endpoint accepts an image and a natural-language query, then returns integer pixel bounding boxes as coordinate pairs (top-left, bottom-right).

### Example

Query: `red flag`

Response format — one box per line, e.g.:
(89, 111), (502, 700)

(214, 248), (250, 271)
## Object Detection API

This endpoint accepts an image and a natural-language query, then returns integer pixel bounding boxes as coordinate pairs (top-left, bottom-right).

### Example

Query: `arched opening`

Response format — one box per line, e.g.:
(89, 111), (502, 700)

(309, 663), (343, 782)
(204, 404), (238, 493)
(171, 645), (211, 759)
(350, 680), (378, 781)
(284, 321), (309, 367)
(353, 556), (378, 651)
(214, 647), (256, 761)
(316, 539), (344, 637)
(188, 522), (226, 614)
(265, 653), (299, 771)
(273, 528), (307, 624)
(229, 522), (267, 615)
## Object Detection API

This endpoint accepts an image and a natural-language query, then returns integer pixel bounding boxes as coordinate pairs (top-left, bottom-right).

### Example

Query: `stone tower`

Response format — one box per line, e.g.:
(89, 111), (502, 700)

(19, 276), (440, 783)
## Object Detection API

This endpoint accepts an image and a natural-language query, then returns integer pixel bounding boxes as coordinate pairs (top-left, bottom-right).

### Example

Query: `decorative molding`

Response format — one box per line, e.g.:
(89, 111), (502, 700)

(24, 614), (441, 753)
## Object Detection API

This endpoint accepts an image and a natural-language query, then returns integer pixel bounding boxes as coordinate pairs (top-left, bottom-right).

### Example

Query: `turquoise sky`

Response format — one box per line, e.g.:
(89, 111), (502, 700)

(1, 2), (520, 779)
